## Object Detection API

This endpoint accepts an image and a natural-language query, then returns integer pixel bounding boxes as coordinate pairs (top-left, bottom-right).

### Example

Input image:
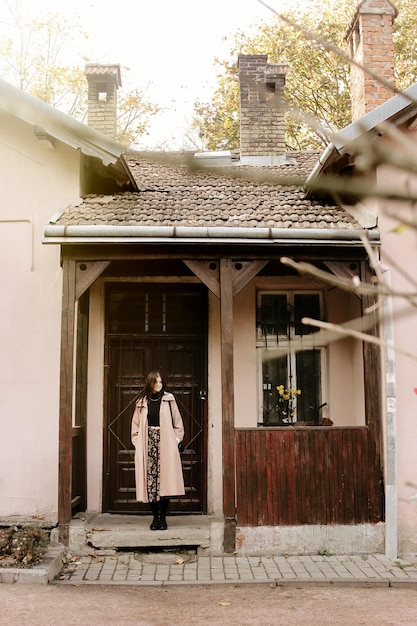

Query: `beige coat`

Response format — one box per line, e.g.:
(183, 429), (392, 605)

(131, 392), (185, 502)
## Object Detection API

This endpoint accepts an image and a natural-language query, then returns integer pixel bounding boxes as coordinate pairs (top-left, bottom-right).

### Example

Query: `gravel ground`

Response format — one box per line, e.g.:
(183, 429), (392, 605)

(1, 583), (417, 625)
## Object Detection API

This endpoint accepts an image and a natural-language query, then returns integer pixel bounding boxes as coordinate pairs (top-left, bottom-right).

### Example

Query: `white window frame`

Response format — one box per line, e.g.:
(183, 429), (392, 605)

(256, 290), (327, 425)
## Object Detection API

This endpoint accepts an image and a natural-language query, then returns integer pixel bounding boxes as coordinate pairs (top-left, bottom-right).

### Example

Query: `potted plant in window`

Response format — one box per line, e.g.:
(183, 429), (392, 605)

(276, 385), (301, 425)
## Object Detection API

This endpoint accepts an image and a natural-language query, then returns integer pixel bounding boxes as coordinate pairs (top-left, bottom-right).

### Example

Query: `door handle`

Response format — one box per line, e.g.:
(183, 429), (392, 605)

(199, 390), (207, 401)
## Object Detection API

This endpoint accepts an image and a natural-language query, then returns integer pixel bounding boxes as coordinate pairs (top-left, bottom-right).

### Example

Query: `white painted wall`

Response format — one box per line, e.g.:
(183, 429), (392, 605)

(0, 113), (80, 522)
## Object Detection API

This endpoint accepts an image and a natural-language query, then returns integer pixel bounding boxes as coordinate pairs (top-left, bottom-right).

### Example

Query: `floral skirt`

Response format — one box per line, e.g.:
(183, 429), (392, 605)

(147, 427), (161, 502)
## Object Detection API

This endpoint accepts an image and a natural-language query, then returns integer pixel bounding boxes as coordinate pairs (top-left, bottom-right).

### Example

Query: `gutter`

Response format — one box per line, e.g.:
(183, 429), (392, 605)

(43, 224), (380, 245)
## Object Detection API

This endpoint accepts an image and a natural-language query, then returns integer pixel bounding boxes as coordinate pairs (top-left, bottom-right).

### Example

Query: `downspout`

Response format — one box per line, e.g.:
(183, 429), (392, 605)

(381, 264), (397, 559)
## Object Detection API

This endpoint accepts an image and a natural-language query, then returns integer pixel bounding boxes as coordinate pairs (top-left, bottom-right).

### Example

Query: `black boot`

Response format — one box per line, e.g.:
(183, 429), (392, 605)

(158, 498), (169, 531)
(150, 502), (159, 530)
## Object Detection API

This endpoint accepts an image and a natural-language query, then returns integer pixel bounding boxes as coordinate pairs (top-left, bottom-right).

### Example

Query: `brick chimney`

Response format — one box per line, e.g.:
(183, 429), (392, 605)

(345, 0), (397, 122)
(84, 63), (122, 138)
(238, 55), (287, 164)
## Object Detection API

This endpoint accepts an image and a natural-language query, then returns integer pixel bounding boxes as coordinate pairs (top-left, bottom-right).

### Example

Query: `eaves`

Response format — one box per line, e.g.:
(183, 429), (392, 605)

(0, 77), (124, 167)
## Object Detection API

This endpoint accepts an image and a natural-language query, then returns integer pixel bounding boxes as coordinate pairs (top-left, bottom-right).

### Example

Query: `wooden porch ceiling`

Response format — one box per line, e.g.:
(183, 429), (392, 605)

(60, 242), (370, 263)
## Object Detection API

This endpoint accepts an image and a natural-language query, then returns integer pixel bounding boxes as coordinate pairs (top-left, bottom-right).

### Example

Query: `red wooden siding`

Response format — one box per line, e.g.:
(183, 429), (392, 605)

(235, 427), (384, 526)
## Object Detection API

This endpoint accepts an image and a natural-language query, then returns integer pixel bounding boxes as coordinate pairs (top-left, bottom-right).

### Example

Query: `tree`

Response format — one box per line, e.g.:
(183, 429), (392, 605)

(0, 10), (160, 145)
(192, 0), (417, 151)
(193, 68), (240, 151)
(393, 0), (417, 89)
(115, 82), (161, 146)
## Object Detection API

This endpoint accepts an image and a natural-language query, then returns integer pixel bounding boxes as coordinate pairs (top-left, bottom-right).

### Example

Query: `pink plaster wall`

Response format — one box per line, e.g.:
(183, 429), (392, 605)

(0, 113), (81, 522)
(377, 158), (417, 553)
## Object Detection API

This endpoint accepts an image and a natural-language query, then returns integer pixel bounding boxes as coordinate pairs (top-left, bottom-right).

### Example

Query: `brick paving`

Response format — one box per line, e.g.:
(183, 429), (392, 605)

(56, 552), (417, 587)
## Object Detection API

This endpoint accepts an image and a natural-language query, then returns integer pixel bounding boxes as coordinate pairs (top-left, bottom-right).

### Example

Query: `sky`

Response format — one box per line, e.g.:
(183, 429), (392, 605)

(0, 0), (301, 149)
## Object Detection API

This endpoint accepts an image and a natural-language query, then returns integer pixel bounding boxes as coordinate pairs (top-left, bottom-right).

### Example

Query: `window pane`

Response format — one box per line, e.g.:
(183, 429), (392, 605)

(294, 293), (320, 335)
(108, 291), (147, 333)
(295, 349), (322, 423)
(258, 294), (288, 336)
(262, 354), (288, 425)
(166, 291), (206, 334)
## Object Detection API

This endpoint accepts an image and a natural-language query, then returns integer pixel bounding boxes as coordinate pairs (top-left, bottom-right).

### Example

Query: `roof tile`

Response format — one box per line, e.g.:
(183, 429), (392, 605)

(52, 151), (361, 230)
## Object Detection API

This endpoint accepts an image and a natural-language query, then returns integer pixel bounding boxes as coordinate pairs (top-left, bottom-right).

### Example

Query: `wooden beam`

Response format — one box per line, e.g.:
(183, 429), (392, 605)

(58, 259), (76, 545)
(62, 243), (368, 263)
(324, 261), (358, 281)
(232, 260), (269, 296)
(324, 261), (362, 299)
(361, 261), (383, 458)
(75, 261), (110, 300)
(183, 259), (269, 299)
(183, 260), (220, 298)
(220, 258), (236, 552)
(361, 274), (384, 521)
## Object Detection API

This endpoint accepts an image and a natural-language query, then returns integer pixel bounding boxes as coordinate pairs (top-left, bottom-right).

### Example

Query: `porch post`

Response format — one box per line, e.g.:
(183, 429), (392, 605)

(58, 258), (76, 545)
(220, 258), (236, 552)
(361, 261), (386, 541)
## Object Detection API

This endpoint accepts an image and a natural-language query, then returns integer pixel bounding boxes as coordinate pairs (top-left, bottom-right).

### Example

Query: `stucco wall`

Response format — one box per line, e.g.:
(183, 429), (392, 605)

(327, 286), (365, 426)
(0, 114), (80, 522)
(377, 160), (417, 555)
(234, 283), (258, 428)
(86, 281), (106, 513)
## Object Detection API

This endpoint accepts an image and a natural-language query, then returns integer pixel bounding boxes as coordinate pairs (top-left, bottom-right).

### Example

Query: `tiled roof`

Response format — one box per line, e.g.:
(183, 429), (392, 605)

(51, 151), (361, 231)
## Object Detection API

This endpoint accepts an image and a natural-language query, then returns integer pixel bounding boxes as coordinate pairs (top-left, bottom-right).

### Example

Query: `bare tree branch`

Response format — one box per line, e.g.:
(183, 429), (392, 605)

(302, 316), (417, 362)
(280, 256), (417, 300)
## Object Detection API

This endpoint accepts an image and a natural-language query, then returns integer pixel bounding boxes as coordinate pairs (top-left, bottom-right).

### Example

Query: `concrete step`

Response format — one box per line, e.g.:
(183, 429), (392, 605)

(70, 513), (216, 553)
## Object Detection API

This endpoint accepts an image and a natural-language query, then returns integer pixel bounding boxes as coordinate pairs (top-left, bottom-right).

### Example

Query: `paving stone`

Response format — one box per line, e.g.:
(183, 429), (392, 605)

(389, 568), (412, 578)
(51, 552), (417, 588)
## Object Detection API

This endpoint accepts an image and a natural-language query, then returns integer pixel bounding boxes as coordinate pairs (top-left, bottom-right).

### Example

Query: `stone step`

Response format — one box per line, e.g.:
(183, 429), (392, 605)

(69, 513), (217, 553)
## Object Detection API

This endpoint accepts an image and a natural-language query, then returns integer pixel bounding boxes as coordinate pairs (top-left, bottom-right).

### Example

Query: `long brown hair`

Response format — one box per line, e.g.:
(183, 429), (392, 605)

(138, 370), (165, 400)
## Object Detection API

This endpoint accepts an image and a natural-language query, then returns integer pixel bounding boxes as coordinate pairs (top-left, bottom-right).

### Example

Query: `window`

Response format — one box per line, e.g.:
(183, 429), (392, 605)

(257, 291), (326, 426)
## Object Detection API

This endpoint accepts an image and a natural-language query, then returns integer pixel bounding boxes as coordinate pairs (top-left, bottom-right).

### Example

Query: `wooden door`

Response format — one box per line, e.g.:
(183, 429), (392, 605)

(104, 284), (207, 513)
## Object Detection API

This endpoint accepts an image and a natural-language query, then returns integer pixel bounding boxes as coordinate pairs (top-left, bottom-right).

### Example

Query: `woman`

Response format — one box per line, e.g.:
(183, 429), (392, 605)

(131, 371), (185, 530)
